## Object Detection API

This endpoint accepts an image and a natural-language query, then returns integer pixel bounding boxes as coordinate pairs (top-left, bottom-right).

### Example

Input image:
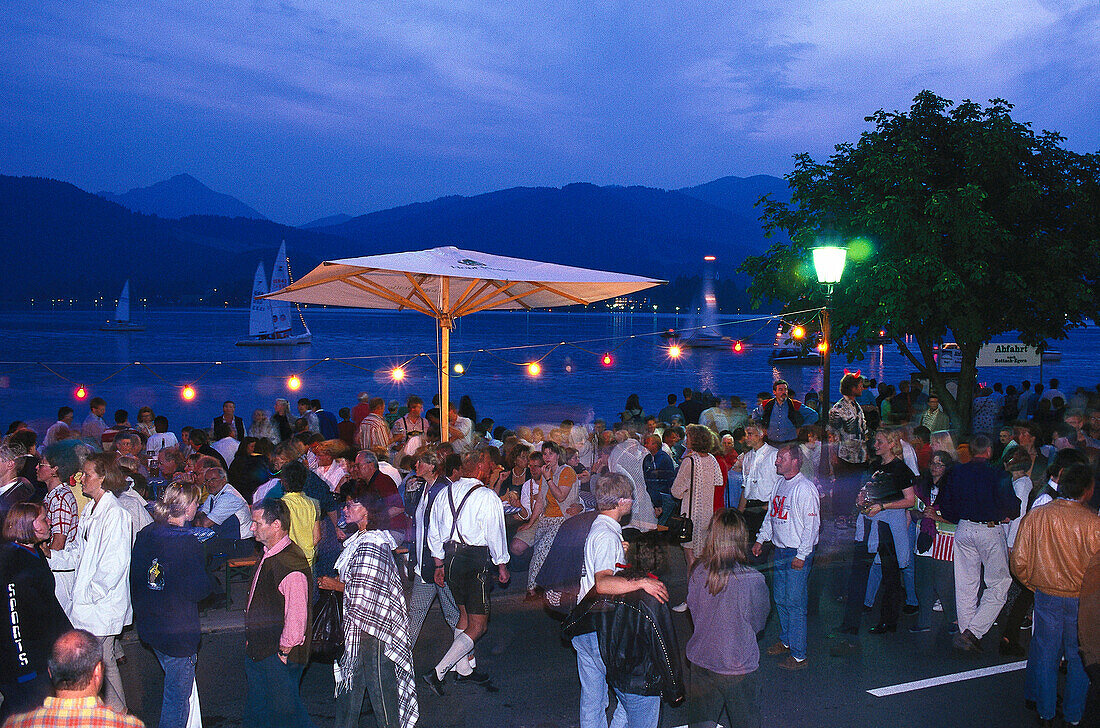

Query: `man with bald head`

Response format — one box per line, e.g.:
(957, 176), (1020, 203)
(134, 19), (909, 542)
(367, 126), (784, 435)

(5, 629), (145, 727)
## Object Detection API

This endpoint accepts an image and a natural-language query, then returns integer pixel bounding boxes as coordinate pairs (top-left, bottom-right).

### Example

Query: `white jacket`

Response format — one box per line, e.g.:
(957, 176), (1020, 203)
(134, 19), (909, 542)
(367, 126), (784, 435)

(69, 491), (135, 636)
(756, 472), (821, 561)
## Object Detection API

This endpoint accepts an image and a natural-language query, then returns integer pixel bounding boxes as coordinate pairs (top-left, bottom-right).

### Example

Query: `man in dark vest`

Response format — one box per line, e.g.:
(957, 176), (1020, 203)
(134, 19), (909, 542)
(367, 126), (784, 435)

(243, 498), (314, 728)
(761, 379), (804, 445)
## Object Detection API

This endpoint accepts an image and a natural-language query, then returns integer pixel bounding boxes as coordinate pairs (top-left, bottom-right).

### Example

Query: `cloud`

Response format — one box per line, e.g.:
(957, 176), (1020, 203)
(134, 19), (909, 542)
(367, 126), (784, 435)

(1, 0), (1097, 220)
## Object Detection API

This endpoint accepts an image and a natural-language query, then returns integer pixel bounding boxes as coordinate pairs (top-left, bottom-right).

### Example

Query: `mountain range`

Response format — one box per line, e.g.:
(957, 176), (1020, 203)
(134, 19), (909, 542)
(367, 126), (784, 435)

(0, 172), (790, 305)
(98, 173), (268, 220)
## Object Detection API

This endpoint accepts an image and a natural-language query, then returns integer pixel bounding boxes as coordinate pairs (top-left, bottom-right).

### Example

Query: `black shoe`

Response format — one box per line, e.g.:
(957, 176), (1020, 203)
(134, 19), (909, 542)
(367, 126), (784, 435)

(455, 668), (492, 684)
(420, 670), (445, 696)
(868, 623), (897, 635)
(1024, 699), (1037, 713)
(862, 604), (873, 613)
(902, 604), (919, 615)
(1000, 639), (1026, 657)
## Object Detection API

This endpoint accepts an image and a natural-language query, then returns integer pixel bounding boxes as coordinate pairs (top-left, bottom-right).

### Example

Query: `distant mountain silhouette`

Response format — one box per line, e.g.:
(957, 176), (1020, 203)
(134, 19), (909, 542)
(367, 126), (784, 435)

(0, 175), (787, 305)
(299, 213), (353, 229)
(676, 175), (790, 218)
(0, 176), (336, 302)
(314, 182), (787, 278)
(98, 173), (268, 221)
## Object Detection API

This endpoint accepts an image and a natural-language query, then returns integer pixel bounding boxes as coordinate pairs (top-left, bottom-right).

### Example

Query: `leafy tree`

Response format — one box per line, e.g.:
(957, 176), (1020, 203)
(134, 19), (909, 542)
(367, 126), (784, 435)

(740, 91), (1100, 433)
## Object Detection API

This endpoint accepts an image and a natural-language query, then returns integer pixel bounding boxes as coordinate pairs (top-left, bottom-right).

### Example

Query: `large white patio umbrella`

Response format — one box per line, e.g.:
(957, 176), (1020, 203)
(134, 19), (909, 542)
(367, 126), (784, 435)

(264, 245), (664, 440)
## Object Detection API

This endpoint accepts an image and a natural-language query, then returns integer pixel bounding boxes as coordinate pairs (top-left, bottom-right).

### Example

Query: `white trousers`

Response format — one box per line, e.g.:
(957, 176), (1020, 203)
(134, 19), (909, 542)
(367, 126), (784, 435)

(953, 520), (1011, 639)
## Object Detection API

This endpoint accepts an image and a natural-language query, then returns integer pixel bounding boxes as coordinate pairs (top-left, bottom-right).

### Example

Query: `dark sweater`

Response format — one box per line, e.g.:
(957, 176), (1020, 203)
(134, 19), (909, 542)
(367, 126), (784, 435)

(0, 542), (71, 680)
(130, 522), (211, 656)
(938, 458), (1020, 525)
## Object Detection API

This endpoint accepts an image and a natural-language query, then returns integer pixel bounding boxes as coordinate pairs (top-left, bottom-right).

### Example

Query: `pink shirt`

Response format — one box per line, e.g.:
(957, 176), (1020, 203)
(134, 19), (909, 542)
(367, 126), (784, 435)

(247, 534), (310, 651)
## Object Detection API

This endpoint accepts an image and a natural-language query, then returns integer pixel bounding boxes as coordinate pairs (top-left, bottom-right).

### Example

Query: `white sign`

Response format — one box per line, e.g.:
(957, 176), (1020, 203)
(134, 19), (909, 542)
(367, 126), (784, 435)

(937, 347), (962, 370)
(977, 343), (1041, 367)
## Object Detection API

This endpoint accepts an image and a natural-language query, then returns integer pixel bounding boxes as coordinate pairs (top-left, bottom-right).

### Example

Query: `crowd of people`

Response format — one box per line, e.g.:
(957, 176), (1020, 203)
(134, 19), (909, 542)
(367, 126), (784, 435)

(1, 374), (1099, 728)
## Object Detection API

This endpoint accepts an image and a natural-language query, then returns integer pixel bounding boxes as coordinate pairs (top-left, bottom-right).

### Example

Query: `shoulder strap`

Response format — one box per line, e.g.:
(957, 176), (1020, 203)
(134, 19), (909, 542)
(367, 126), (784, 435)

(687, 456), (694, 516)
(447, 482), (485, 545)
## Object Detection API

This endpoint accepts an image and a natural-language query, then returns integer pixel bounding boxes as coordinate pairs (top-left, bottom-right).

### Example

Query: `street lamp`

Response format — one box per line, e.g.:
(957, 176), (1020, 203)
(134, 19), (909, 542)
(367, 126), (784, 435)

(812, 244), (847, 425)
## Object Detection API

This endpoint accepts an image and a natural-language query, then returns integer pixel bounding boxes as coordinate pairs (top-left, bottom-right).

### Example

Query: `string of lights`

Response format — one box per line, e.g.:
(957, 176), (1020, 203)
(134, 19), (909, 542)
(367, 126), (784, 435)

(1, 307), (823, 402)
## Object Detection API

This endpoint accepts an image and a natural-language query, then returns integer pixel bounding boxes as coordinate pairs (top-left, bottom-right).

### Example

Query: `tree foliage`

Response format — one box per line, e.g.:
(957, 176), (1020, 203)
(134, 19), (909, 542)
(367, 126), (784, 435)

(740, 91), (1100, 432)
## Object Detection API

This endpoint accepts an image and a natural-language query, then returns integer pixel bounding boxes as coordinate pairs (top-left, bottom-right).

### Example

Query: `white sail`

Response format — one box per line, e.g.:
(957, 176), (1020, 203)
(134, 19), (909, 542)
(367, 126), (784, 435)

(248, 263), (275, 337)
(115, 280), (131, 323)
(269, 241), (294, 335)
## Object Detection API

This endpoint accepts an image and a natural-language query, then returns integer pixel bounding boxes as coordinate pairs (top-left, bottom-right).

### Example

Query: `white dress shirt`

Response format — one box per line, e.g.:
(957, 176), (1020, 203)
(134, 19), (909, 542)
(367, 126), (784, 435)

(202, 483), (254, 539)
(427, 477), (508, 565)
(741, 443), (782, 503)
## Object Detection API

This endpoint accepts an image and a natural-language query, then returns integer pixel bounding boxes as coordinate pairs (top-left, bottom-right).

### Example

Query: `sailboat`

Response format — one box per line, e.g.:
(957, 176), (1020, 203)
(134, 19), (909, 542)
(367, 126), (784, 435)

(235, 242), (312, 346)
(660, 257), (734, 349)
(100, 280), (145, 331)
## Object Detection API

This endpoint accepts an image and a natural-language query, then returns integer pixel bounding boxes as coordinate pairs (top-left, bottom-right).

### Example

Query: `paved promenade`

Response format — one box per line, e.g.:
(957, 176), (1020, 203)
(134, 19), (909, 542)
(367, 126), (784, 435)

(117, 524), (1033, 728)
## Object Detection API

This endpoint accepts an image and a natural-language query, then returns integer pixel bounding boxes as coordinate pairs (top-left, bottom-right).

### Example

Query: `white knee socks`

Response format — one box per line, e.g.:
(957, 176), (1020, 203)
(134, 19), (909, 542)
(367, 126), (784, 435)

(434, 631), (474, 679)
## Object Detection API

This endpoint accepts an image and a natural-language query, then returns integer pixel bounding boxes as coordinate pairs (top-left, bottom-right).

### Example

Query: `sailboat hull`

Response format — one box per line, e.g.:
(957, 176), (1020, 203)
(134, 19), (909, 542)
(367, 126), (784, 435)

(235, 333), (312, 346)
(100, 321), (145, 332)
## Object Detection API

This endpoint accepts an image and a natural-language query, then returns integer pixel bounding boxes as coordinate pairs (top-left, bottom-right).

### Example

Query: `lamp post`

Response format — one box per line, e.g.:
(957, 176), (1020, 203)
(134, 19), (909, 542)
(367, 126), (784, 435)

(812, 243), (848, 426)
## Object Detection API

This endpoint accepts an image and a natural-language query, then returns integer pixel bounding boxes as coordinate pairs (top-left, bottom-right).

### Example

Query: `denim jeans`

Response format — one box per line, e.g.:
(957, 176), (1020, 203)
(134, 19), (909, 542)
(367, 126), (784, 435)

(773, 548), (813, 660)
(687, 664), (759, 728)
(243, 654), (315, 728)
(914, 556), (956, 631)
(335, 633), (400, 728)
(153, 649), (197, 728)
(573, 632), (627, 728)
(1026, 590), (1088, 723)
(724, 472), (743, 510)
(611, 688), (661, 728)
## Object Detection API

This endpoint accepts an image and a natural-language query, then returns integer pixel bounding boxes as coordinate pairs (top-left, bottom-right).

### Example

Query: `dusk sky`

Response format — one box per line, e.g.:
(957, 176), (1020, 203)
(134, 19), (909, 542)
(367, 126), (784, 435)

(3, 1), (1098, 224)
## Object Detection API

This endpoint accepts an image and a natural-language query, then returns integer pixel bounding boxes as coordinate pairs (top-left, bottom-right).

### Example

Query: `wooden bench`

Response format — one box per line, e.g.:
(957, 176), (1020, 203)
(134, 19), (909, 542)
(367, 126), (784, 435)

(224, 554), (260, 610)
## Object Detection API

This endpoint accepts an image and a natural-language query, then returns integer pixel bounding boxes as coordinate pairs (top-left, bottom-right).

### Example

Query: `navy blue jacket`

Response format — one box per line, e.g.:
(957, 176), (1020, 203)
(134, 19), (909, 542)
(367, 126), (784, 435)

(315, 409), (340, 440)
(130, 522), (211, 656)
(938, 458), (1020, 525)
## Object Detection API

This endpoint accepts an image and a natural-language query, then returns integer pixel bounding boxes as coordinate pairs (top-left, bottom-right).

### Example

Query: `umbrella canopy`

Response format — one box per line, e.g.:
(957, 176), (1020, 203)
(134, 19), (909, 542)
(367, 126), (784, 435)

(264, 246), (664, 440)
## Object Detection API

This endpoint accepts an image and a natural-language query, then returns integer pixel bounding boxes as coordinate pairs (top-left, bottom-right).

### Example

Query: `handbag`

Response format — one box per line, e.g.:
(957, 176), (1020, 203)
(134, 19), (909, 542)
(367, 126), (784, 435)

(310, 588), (345, 662)
(859, 465), (905, 508)
(665, 457), (694, 543)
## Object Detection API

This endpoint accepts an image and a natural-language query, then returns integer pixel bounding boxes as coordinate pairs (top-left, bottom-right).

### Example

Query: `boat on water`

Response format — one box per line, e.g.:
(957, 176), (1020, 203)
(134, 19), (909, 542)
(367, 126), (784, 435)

(235, 242), (312, 346)
(768, 326), (822, 365)
(100, 280), (145, 331)
(661, 256), (743, 350)
(769, 343), (823, 365)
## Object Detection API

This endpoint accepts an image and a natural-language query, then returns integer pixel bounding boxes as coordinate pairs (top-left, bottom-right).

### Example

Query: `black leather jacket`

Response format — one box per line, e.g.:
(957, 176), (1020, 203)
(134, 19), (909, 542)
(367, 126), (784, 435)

(564, 587), (685, 705)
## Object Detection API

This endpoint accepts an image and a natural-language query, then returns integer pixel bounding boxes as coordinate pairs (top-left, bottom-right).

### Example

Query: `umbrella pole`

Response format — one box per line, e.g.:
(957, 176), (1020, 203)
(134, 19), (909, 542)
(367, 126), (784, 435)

(439, 276), (451, 443)
(440, 318), (450, 443)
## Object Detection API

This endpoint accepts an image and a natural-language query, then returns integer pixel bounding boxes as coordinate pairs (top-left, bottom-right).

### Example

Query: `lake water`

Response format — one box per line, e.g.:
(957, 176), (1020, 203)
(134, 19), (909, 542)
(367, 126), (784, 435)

(2, 307), (1097, 435)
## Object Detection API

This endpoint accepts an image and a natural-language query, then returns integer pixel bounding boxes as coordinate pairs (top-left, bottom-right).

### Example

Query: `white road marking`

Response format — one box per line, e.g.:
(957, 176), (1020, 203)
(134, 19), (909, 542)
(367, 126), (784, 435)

(867, 660), (1027, 697)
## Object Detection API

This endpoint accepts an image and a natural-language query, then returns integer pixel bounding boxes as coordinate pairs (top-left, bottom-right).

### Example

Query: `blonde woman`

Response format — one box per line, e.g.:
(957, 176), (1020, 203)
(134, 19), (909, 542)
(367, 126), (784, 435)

(685, 509), (770, 728)
(672, 425), (725, 566)
(129, 482), (211, 728)
(831, 428), (917, 656)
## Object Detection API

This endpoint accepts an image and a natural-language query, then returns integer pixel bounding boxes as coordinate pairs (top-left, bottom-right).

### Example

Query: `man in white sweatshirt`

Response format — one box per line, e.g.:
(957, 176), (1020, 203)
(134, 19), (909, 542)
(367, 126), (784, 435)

(752, 443), (820, 670)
